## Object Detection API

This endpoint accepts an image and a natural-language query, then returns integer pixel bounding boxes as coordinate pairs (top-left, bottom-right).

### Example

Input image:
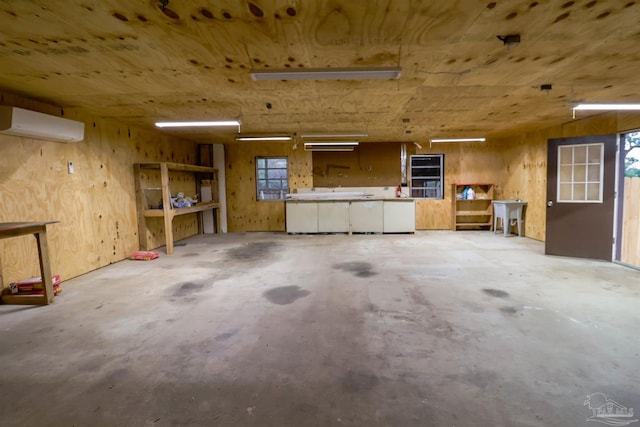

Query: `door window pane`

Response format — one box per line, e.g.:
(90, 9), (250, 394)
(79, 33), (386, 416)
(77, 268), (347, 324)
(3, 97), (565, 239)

(588, 145), (601, 163)
(560, 183), (572, 200)
(587, 164), (600, 181)
(557, 143), (603, 203)
(560, 165), (573, 181)
(560, 146), (573, 165)
(574, 146), (587, 163)
(587, 183), (601, 201)
(573, 183), (586, 200)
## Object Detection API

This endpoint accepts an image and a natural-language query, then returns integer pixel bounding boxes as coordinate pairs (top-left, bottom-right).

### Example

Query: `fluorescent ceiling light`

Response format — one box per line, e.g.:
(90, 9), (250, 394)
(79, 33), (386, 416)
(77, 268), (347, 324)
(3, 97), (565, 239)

(573, 103), (640, 110)
(304, 147), (355, 152)
(304, 142), (359, 147)
(430, 138), (486, 143)
(250, 67), (401, 81)
(155, 120), (241, 128)
(235, 135), (292, 141)
(301, 132), (368, 138)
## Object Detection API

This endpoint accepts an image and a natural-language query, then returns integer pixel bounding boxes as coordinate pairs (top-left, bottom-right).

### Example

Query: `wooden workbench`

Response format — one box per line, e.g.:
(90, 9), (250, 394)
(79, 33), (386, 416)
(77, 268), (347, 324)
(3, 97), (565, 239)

(0, 221), (58, 305)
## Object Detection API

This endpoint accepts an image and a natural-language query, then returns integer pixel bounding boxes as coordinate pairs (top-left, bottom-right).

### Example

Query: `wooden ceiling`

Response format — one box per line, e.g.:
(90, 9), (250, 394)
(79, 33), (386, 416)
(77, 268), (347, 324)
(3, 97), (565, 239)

(1, 0), (639, 144)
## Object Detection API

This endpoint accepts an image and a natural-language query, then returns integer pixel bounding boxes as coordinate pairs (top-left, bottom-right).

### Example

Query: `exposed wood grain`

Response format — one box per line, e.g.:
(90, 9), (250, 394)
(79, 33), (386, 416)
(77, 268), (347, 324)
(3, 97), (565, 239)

(312, 143), (402, 188)
(621, 177), (640, 267)
(225, 142), (312, 232)
(1, 1), (639, 143)
(0, 91), (199, 287)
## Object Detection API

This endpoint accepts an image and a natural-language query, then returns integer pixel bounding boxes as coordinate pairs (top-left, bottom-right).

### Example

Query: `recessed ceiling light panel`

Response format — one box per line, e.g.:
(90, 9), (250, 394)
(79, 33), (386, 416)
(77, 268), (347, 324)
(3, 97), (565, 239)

(155, 120), (241, 128)
(250, 67), (401, 81)
(301, 132), (368, 138)
(304, 142), (359, 147)
(573, 103), (640, 110)
(235, 135), (292, 141)
(430, 138), (486, 143)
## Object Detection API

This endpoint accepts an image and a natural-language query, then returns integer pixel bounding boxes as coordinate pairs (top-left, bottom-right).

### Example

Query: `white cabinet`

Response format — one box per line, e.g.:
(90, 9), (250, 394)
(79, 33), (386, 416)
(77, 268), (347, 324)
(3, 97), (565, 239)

(286, 201), (318, 233)
(351, 201), (384, 233)
(384, 201), (416, 233)
(318, 201), (350, 232)
(286, 199), (415, 234)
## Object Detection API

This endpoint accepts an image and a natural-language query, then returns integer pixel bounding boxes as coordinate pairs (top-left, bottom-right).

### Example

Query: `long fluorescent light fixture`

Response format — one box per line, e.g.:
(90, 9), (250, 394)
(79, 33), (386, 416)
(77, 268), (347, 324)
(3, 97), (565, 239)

(304, 147), (355, 152)
(573, 103), (640, 111)
(430, 138), (486, 143)
(301, 132), (368, 138)
(304, 141), (358, 152)
(155, 120), (241, 128)
(235, 135), (292, 141)
(250, 67), (401, 81)
(304, 142), (359, 147)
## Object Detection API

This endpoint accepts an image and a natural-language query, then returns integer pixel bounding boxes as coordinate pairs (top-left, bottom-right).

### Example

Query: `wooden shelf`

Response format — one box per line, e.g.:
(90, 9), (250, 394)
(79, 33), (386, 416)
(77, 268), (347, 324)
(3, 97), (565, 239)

(144, 201), (220, 218)
(134, 162), (220, 255)
(137, 162), (217, 174)
(456, 209), (492, 216)
(451, 183), (494, 231)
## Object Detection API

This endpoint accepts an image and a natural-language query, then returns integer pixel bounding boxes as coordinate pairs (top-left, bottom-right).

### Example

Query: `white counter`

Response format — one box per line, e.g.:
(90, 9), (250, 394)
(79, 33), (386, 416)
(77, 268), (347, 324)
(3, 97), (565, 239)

(286, 198), (415, 234)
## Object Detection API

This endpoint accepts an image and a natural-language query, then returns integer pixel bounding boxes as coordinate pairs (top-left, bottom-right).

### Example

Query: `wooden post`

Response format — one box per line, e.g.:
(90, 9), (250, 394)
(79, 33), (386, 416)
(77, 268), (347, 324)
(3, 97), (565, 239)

(133, 164), (148, 250)
(160, 163), (175, 255)
(34, 230), (54, 304)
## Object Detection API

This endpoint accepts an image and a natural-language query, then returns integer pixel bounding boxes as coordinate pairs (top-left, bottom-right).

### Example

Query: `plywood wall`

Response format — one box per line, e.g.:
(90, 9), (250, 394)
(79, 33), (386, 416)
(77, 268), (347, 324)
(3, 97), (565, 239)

(0, 92), (200, 288)
(494, 129), (551, 241)
(621, 177), (640, 266)
(222, 110), (640, 243)
(225, 142), (312, 232)
(495, 112), (620, 242)
(312, 143), (402, 187)
(414, 141), (507, 230)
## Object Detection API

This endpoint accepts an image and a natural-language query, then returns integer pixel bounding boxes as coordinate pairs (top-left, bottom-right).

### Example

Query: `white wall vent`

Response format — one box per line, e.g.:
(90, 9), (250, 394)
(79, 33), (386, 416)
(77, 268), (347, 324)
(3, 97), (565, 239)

(0, 106), (85, 143)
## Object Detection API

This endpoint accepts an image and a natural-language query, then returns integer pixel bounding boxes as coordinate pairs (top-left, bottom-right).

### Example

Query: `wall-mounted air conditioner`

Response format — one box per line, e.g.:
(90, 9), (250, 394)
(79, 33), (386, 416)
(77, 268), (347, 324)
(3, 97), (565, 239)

(0, 106), (85, 143)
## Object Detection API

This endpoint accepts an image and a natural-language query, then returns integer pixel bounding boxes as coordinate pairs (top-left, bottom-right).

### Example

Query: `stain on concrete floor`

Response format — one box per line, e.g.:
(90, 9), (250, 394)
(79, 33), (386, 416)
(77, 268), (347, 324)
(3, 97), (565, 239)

(500, 306), (519, 315)
(341, 369), (380, 393)
(215, 329), (239, 341)
(263, 285), (310, 305)
(172, 281), (204, 297)
(333, 261), (377, 277)
(227, 241), (279, 262)
(483, 288), (510, 298)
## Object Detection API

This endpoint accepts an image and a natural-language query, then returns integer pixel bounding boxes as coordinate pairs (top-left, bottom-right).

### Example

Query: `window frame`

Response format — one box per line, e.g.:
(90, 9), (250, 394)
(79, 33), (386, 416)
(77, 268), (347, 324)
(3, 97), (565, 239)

(556, 143), (604, 203)
(409, 154), (444, 199)
(256, 156), (289, 201)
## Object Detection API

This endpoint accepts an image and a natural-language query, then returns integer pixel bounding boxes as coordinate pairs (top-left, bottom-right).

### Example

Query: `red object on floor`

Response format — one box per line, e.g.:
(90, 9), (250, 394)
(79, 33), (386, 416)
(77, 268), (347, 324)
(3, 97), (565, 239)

(129, 250), (160, 261)
(13, 275), (62, 295)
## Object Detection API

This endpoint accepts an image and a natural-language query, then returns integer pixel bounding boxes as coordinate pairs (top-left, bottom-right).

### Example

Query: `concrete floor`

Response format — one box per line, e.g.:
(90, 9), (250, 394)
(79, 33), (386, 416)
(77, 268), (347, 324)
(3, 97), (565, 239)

(1, 231), (639, 427)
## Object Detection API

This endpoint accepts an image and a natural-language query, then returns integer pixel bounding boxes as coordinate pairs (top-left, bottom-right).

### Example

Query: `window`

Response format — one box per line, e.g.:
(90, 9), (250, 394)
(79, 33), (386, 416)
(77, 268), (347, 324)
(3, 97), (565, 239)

(256, 157), (288, 201)
(410, 154), (444, 199)
(557, 143), (603, 203)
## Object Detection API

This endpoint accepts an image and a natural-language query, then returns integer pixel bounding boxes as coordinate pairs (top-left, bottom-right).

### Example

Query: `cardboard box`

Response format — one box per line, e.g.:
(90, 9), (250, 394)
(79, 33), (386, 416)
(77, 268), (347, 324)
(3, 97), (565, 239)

(13, 275), (62, 295)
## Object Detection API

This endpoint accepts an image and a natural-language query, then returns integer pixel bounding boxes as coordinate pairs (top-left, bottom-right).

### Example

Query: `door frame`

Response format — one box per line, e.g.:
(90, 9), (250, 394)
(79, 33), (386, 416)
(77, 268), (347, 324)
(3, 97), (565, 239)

(545, 134), (618, 260)
(614, 129), (640, 269)
(614, 132), (623, 262)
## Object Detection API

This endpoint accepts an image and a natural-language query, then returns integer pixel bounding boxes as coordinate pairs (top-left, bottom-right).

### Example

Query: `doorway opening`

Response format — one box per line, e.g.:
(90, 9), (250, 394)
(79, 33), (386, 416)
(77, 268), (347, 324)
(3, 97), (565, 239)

(615, 131), (640, 268)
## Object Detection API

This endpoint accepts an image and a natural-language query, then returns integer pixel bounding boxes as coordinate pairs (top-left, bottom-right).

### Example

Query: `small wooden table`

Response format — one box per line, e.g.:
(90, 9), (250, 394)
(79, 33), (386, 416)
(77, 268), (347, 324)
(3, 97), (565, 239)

(0, 221), (58, 305)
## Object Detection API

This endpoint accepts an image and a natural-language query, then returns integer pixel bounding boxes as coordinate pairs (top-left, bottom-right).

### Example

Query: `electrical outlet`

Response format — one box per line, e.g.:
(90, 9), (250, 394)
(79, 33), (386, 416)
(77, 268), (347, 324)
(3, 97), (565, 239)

(68, 161), (74, 174)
